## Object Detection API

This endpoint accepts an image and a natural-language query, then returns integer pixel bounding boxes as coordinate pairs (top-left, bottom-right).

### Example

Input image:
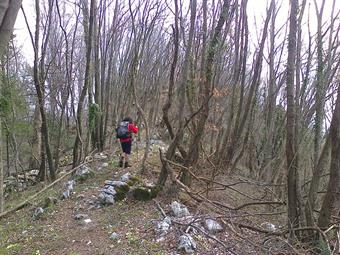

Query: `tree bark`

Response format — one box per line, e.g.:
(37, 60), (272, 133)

(317, 81), (340, 229)
(313, 0), (326, 173)
(0, 0), (23, 55)
(181, 0), (231, 185)
(73, 0), (96, 167)
(286, 0), (300, 237)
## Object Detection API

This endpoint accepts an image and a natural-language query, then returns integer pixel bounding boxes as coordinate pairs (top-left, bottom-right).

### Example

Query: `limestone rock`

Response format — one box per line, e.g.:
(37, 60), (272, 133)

(205, 218), (223, 233)
(178, 234), (196, 254)
(171, 201), (190, 218)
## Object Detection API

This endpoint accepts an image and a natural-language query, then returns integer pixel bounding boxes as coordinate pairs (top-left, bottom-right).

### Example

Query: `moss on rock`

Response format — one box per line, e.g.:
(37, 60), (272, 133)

(132, 185), (161, 201)
(73, 170), (95, 182)
(126, 176), (143, 186)
(115, 183), (130, 201)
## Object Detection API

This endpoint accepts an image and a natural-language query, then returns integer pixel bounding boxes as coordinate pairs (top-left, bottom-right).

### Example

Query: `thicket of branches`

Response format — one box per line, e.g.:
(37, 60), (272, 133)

(0, 0), (339, 250)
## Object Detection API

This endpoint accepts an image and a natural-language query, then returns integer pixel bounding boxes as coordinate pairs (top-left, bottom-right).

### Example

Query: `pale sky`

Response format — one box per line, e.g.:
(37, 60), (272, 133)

(13, 0), (340, 63)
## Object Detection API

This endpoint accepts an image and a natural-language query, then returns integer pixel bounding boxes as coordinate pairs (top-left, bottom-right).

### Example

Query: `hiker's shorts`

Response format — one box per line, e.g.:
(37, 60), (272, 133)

(121, 141), (132, 154)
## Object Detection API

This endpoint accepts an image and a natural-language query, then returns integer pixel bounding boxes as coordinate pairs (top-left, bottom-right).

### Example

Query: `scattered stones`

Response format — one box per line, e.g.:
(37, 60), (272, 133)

(101, 185), (116, 196)
(98, 192), (115, 205)
(120, 172), (131, 182)
(33, 207), (44, 220)
(83, 219), (92, 224)
(62, 180), (76, 199)
(74, 166), (94, 181)
(261, 222), (277, 232)
(109, 232), (119, 240)
(65, 180), (75, 191)
(177, 234), (197, 254)
(155, 217), (172, 236)
(101, 162), (109, 168)
(74, 214), (89, 220)
(28, 169), (39, 176)
(62, 190), (71, 199)
(155, 236), (165, 243)
(205, 218), (223, 233)
(4, 176), (31, 193)
(94, 152), (108, 160)
(105, 180), (126, 187)
(98, 173), (159, 204)
(171, 201), (190, 218)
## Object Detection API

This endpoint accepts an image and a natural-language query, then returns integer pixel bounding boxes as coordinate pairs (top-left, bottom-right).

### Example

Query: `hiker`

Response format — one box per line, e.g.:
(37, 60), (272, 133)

(116, 117), (139, 168)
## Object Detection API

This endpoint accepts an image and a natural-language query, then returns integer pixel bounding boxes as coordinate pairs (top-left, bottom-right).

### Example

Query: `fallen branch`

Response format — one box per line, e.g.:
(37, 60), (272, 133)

(0, 160), (92, 220)
(164, 157), (284, 209)
(154, 199), (167, 218)
(188, 222), (237, 254)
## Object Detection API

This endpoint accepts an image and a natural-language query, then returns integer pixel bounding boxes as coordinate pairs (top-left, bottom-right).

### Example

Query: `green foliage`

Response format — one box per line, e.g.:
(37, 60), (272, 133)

(0, 73), (30, 141)
(0, 243), (23, 254)
(317, 238), (331, 255)
(0, 76), (27, 118)
(88, 103), (101, 131)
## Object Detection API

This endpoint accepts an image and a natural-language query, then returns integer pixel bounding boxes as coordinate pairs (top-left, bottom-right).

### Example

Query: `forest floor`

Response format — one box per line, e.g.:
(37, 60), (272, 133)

(0, 144), (295, 255)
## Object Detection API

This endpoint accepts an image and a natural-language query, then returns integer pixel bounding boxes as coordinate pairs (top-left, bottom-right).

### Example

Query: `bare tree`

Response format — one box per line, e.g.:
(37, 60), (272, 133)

(73, 0), (96, 167)
(317, 80), (340, 229)
(0, 0), (24, 213)
(286, 0), (300, 236)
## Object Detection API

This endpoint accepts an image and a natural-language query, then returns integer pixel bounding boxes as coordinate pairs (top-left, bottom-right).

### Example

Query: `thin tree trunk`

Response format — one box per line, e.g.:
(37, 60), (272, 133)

(317, 81), (340, 229)
(305, 134), (331, 227)
(224, 0), (273, 170)
(28, 104), (41, 170)
(0, 0), (23, 210)
(73, 0), (96, 167)
(181, 0), (231, 185)
(286, 0), (300, 237)
(313, 0), (326, 171)
(0, 114), (3, 212)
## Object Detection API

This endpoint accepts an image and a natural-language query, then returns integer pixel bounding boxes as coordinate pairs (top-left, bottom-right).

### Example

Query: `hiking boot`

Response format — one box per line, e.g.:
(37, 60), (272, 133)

(119, 156), (124, 167)
(124, 162), (132, 168)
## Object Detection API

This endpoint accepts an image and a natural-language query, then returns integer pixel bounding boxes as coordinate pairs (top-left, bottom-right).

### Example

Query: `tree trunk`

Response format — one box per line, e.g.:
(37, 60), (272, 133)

(313, 0), (326, 172)
(28, 104), (41, 170)
(0, 113), (3, 212)
(33, 0), (56, 181)
(0, 0), (24, 212)
(73, 0), (96, 167)
(181, 0), (231, 185)
(0, 0), (23, 55)
(317, 81), (340, 229)
(305, 134), (331, 227)
(286, 0), (300, 237)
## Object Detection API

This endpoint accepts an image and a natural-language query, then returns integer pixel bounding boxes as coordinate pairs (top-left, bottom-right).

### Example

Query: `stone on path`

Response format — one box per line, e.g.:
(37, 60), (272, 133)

(177, 234), (197, 254)
(33, 207), (44, 220)
(155, 216), (172, 236)
(171, 201), (190, 218)
(205, 218), (223, 233)
(109, 232), (119, 240)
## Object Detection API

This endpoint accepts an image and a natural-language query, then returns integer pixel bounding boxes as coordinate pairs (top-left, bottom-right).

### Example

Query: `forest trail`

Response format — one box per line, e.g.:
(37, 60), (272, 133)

(1, 152), (167, 255)
(0, 148), (291, 255)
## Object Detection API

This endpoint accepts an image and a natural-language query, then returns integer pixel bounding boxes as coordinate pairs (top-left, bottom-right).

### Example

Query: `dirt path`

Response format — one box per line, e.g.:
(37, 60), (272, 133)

(0, 152), (290, 255)
(0, 156), (171, 255)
